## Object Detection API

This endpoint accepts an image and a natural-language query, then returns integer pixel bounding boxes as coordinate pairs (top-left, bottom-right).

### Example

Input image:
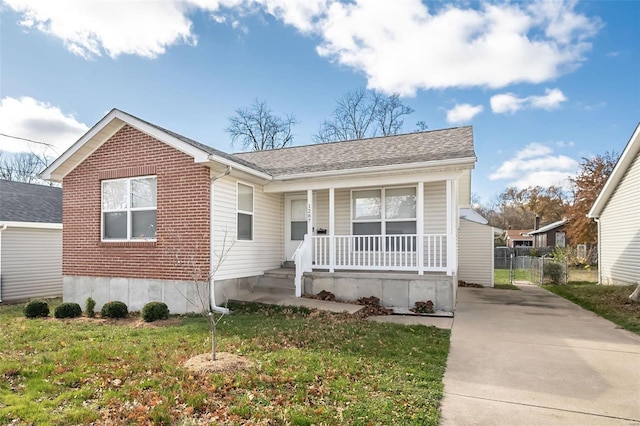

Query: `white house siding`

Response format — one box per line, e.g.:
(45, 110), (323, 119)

(599, 153), (640, 285)
(458, 219), (494, 286)
(212, 176), (284, 281)
(458, 169), (472, 208)
(0, 226), (62, 302)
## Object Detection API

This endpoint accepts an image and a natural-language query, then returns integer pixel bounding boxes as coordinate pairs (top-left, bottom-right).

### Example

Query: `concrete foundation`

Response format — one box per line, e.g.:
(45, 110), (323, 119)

(303, 271), (455, 312)
(63, 275), (210, 314)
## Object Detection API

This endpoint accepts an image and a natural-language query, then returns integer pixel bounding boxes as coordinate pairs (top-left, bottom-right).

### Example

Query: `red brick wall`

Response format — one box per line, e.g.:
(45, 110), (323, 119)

(63, 125), (211, 281)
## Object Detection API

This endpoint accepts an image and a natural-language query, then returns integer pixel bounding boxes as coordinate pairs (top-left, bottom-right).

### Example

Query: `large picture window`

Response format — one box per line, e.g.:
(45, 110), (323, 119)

(237, 183), (253, 240)
(352, 187), (417, 250)
(102, 176), (157, 241)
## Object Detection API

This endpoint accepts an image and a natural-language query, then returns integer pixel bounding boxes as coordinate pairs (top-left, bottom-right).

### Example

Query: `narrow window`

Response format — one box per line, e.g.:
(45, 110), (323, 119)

(102, 176), (157, 241)
(237, 183), (253, 240)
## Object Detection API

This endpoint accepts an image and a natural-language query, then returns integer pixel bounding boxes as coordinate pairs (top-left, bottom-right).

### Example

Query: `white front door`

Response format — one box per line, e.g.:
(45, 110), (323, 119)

(285, 194), (308, 261)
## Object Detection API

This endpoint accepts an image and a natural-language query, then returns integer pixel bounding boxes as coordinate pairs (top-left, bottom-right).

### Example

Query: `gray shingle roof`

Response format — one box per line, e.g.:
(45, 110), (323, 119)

(0, 180), (62, 223)
(232, 126), (475, 176)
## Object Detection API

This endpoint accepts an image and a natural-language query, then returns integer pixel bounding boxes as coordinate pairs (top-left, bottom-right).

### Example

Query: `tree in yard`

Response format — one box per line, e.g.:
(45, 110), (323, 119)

(565, 152), (618, 244)
(163, 228), (235, 361)
(226, 99), (297, 151)
(313, 88), (415, 143)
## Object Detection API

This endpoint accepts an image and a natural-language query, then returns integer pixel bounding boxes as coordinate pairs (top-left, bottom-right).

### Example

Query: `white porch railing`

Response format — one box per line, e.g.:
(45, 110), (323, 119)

(293, 234), (313, 297)
(312, 234), (447, 272)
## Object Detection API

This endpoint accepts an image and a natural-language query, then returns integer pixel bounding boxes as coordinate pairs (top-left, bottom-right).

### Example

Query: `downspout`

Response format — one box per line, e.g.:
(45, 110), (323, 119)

(594, 218), (602, 285)
(0, 224), (7, 302)
(209, 166), (232, 314)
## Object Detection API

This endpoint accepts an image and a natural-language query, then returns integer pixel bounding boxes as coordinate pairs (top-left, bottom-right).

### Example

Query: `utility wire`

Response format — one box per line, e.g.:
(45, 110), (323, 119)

(0, 132), (55, 147)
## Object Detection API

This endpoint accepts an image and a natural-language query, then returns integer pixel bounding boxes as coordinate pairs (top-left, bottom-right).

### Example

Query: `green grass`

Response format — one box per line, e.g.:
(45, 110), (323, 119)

(0, 299), (450, 425)
(494, 269), (532, 285)
(543, 282), (640, 334)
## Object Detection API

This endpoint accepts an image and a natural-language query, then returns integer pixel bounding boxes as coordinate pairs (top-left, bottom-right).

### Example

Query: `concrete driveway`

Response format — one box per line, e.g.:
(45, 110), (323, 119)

(440, 283), (640, 425)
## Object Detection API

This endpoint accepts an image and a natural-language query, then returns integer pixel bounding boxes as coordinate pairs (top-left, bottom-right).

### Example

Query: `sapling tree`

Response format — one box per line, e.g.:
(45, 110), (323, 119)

(163, 228), (235, 361)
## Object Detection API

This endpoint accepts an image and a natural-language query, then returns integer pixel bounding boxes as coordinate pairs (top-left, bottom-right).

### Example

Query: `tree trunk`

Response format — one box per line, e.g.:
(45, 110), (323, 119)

(630, 284), (640, 302)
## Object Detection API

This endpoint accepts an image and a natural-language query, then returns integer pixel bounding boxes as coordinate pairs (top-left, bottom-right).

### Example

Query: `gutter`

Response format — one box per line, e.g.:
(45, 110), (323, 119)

(0, 224), (7, 302)
(208, 167), (232, 315)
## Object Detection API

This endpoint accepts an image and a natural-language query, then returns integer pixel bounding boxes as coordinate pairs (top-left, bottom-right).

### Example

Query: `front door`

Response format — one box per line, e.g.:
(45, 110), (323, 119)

(285, 194), (308, 261)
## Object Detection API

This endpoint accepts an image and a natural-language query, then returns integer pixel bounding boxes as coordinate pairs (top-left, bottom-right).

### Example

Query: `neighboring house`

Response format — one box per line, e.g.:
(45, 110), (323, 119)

(526, 219), (569, 249)
(587, 123), (640, 285)
(41, 109), (490, 314)
(504, 229), (534, 248)
(0, 180), (63, 303)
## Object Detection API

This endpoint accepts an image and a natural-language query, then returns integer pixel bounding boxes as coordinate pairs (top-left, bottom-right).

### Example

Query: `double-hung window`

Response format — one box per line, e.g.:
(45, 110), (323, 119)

(237, 183), (253, 240)
(352, 187), (417, 250)
(102, 176), (157, 241)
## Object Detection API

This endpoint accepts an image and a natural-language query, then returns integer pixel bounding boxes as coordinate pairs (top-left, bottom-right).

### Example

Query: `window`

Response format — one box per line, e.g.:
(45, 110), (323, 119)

(237, 183), (253, 240)
(556, 232), (566, 248)
(102, 176), (157, 241)
(352, 187), (417, 250)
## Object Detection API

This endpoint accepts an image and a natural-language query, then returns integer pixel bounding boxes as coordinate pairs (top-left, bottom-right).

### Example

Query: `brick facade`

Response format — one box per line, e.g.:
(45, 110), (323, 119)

(63, 125), (211, 281)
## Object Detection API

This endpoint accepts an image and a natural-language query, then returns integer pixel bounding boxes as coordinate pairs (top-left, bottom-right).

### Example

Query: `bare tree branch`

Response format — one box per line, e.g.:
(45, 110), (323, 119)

(226, 99), (297, 151)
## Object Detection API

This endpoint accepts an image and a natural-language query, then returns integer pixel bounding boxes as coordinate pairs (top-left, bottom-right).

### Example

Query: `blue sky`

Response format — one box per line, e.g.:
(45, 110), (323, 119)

(1, 0), (638, 202)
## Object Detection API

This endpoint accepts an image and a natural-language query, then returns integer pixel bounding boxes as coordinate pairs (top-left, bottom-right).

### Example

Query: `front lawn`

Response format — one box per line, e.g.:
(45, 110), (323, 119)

(0, 300), (450, 425)
(543, 282), (640, 334)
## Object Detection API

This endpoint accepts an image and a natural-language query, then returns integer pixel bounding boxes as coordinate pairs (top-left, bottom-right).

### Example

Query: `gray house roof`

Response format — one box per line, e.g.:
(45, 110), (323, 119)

(0, 180), (62, 223)
(526, 219), (568, 235)
(233, 126), (475, 176)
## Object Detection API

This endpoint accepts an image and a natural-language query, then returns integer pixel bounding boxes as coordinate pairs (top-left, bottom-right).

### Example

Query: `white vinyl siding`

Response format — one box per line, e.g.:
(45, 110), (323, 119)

(0, 227), (62, 302)
(458, 219), (494, 286)
(458, 169), (472, 208)
(599, 153), (640, 285)
(213, 176), (284, 280)
(424, 181), (446, 234)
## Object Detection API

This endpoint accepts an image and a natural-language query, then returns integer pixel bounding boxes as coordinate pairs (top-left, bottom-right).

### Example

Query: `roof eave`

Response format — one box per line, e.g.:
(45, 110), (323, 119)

(588, 122), (640, 218)
(271, 156), (477, 181)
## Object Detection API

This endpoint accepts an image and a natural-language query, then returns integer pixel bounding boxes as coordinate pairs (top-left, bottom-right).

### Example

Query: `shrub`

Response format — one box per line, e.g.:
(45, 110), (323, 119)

(142, 301), (170, 322)
(543, 262), (563, 284)
(24, 300), (50, 318)
(100, 301), (129, 319)
(54, 302), (82, 319)
(85, 297), (96, 318)
(410, 300), (435, 314)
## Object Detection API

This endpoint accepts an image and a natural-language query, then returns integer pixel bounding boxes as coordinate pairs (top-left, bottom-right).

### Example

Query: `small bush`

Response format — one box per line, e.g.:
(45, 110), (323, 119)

(85, 297), (96, 318)
(142, 301), (170, 322)
(24, 300), (50, 318)
(54, 302), (82, 319)
(100, 301), (129, 319)
(544, 262), (563, 284)
(411, 300), (435, 314)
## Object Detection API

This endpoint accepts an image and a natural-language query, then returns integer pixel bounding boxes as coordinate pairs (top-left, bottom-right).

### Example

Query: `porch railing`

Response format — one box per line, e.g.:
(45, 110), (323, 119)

(311, 234), (447, 272)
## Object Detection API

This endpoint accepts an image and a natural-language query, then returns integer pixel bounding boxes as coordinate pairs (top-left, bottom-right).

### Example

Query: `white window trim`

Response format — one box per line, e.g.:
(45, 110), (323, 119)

(236, 181), (254, 241)
(101, 175), (157, 242)
(350, 186), (418, 236)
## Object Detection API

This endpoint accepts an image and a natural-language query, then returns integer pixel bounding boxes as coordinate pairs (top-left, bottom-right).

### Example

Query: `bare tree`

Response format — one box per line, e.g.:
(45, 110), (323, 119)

(0, 151), (49, 183)
(163, 228), (235, 361)
(313, 88), (415, 143)
(226, 99), (297, 151)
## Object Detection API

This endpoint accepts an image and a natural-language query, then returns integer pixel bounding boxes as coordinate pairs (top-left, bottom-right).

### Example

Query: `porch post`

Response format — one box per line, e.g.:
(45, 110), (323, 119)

(446, 179), (459, 276)
(307, 188), (314, 239)
(417, 181), (424, 275)
(446, 180), (452, 275)
(329, 187), (335, 273)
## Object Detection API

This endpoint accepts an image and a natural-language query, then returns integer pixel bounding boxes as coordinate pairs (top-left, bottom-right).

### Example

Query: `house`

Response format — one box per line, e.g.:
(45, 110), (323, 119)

(526, 219), (568, 249)
(41, 108), (490, 314)
(0, 180), (63, 303)
(587, 123), (640, 285)
(504, 229), (534, 248)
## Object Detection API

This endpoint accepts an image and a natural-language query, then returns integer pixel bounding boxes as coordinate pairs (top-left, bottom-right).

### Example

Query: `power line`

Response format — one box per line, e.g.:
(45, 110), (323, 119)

(0, 132), (55, 147)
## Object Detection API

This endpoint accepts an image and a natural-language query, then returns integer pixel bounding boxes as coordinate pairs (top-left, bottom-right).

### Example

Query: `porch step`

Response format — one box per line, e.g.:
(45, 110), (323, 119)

(282, 261), (295, 269)
(253, 268), (296, 296)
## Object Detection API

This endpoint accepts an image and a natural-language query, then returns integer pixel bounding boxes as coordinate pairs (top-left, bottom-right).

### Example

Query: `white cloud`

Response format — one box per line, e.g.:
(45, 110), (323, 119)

(5, 0), (600, 95)
(555, 141), (575, 148)
(490, 88), (568, 114)
(0, 97), (89, 156)
(446, 103), (483, 124)
(489, 142), (578, 189)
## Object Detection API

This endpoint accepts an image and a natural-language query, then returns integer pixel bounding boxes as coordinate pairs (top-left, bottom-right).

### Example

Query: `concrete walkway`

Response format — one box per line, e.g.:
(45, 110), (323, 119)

(440, 283), (640, 425)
